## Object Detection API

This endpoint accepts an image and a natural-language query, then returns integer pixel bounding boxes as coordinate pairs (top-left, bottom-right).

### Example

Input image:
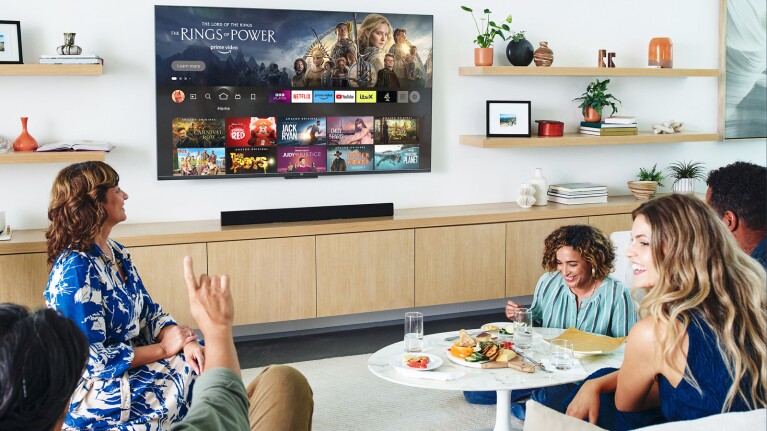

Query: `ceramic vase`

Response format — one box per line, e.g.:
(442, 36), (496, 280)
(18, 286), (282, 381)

(533, 42), (554, 67)
(583, 107), (601, 123)
(529, 168), (548, 206)
(474, 48), (493, 66)
(506, 39), (534, 66)
(672, 178), (695, 195)
(516, 183), (536, 208)
(648, 37), (673, 68)
(13, 117), (38, 152)
(57, 33), (83, 55)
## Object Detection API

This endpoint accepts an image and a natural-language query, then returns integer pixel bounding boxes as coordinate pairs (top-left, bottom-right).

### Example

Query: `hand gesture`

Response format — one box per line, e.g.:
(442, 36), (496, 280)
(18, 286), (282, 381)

(505, 300), (521, 320)
(183, 341), (206, 374)
(183, 256), (234, 333)
(159, 324), (197, 357)
(566, 379), (602, 424)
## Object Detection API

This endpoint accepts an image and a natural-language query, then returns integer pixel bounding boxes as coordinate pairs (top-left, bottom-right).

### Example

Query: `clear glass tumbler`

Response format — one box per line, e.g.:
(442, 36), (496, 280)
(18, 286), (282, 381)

(404, 311), (424, 353)
(512, 308), (533, 349)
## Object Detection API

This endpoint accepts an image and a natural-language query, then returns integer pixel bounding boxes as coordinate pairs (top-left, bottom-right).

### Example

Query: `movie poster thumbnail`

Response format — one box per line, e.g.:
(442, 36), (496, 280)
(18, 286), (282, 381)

(327, 145), (374, 172)
(226, 146), (277, 174)
(326, 116), (374, 145)
(373, 145), (420, 171)
(277, 146), (327, 173)
(172, 118), (226, 148)
(373, 117), (419, 145)
(277, 117), (326, 146)
(175, 148), (226, 176)
(226, 117), (278, 147)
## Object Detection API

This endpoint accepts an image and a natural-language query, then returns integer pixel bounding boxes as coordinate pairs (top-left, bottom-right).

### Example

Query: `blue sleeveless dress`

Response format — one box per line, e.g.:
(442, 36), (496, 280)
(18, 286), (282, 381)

(535, 314), (758, 430)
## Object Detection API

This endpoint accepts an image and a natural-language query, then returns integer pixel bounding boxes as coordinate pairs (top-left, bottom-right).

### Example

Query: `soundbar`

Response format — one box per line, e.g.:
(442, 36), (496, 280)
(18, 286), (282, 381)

(221, 203), (394, 226)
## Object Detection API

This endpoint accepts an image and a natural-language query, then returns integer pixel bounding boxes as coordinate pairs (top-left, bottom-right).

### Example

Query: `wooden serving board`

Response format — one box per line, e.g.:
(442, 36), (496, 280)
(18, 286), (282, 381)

(446, 353), (536, 373)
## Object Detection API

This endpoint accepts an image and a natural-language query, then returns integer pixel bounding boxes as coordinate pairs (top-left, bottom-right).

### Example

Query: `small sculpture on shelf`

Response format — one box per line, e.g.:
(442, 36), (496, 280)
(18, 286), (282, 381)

(652, 120), (684, 134)
(57, 32), (82, 55)
(0, 136), (10, 154)
(533, 42), (553, 67)
(598, 49), (607, 68)
(607, 52), (616, 68)
(516, 183), (536, 208)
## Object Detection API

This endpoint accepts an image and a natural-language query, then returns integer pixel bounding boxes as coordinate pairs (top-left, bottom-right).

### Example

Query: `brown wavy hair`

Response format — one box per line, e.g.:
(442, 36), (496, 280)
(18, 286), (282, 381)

(541, 224), (615, 280)
(633, 194), (766, 411)
(45, 162), (119, 267)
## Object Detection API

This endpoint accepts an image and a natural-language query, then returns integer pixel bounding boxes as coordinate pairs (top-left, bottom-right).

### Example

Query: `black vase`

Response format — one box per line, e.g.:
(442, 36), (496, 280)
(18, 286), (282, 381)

(506, 39), (534, 66)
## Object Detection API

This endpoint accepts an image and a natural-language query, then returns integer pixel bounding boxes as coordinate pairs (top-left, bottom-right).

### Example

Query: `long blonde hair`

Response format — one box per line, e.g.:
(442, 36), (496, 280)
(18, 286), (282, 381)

(633, 194), (766, 411)
(357, 14), (394, 54)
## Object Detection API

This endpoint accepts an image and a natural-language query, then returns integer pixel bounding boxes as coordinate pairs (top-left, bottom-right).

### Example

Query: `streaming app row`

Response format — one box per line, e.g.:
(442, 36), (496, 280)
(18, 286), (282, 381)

(171, 89), (421, 104)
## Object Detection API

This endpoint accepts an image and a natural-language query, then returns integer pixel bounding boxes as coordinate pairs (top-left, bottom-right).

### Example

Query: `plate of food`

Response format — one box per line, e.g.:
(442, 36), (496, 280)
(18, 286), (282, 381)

(542, 328), (627, 357)
(446, 329), (535, 372)
(481, 322), (517, 335)
(389, 353), (443, 371)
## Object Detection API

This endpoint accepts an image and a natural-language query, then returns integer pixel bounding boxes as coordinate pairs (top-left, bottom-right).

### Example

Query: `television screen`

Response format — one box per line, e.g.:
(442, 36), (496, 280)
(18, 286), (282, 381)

(155, 6), (433, 179)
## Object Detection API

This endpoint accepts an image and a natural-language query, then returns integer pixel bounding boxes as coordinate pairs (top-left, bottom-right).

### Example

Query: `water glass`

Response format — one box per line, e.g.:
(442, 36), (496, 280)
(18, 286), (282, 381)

(512, 308), (533, 349)
(549, 339), (574, 370)
(404, 311), (424, 353)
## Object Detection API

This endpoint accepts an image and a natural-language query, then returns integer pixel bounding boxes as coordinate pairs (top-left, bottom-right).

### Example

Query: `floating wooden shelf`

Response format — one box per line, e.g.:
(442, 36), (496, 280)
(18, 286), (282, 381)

(459, 132), (721, 148)
(0, 64), (103, 76)
(0, 151), (107, 164)
(458, 66), (719, 77)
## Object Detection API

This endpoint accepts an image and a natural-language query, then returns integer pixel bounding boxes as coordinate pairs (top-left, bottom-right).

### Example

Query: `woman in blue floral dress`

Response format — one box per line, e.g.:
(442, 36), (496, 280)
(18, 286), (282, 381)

(44, 162), (204, 430)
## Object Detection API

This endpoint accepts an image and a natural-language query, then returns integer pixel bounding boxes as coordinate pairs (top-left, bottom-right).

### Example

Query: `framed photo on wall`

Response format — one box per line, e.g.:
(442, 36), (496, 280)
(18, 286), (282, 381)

(486, 100), (531, 137)
(0, 21), (22, 64)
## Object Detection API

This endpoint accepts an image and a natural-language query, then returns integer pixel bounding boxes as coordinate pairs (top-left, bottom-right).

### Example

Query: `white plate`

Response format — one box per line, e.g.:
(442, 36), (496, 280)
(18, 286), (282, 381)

(389, 353), (444, 371)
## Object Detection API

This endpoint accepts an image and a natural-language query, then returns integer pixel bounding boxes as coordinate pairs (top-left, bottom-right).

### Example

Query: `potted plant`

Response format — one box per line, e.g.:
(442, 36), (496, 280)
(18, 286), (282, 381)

(572, 78), (622, 122)
(461, 6), (512, 66)
(667, 160), (706, 195)
(628, 164), (664, 200)
(505, 31), (534, 66)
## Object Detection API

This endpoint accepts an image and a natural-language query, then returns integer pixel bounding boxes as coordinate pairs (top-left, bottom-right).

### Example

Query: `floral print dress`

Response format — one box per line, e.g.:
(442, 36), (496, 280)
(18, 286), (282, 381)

(45, 239), (195, 430)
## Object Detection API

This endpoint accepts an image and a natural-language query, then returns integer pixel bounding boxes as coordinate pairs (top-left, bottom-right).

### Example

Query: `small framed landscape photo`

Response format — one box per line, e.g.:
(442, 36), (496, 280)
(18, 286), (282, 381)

(486, 100), (531, 137)
(0, 21), (22, 64)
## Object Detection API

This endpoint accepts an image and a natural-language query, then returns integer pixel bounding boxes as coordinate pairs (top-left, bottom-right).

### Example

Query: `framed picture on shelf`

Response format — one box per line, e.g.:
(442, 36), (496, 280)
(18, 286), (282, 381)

(486, 100), (531, 137)
(0, 21), (22, 64)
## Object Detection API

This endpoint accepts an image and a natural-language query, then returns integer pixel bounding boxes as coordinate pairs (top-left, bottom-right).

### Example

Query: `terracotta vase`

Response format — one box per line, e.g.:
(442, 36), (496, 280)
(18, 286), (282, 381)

(13, 117), (39, 152)
(474, 47), (493, 66)
(648, 37), (673, 68)
(583, 107), (601, 123)
(533, 42), (554, 67)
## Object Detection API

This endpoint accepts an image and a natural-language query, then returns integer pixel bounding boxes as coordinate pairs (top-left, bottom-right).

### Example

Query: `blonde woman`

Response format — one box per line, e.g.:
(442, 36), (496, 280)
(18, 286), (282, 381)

(541, 194), (767, 429)
(357, 14), (393, 75)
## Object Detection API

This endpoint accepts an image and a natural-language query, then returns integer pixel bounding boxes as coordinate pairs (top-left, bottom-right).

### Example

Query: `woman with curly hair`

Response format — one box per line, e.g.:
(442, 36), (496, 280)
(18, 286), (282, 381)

(547, 194), (766, 429)
(44, 161), (201, 430)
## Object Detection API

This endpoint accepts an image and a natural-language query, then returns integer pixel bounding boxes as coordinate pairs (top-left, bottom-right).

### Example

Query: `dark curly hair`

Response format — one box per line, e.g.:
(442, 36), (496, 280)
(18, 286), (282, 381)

(0, 304), (88, 431)
(541, 225), (615, 280)
(706, 161), (766, 231)
(45, 161), (120, 267)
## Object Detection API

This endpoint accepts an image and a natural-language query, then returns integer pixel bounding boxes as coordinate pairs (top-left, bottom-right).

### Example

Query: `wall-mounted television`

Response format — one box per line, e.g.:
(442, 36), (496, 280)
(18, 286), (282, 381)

(155, 6), (433, 179)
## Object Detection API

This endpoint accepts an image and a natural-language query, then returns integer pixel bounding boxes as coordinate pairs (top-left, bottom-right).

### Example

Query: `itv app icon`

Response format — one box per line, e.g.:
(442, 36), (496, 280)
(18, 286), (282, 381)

(356, 91), (376, 103)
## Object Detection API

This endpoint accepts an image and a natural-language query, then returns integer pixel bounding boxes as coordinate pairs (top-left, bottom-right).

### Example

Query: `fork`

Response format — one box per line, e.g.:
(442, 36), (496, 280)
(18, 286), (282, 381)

(511, 346), (553, 373)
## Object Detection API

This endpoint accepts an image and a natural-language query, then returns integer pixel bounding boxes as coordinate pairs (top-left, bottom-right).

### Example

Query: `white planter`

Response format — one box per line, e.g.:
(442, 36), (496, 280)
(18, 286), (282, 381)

(672, 178), (696, 194)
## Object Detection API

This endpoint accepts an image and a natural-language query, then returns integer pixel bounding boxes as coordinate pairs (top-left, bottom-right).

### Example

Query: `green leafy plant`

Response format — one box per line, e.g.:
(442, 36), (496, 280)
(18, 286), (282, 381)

(637, 164), (664, 187)
(461, 6), (512, 48)
(572, 78), (622, 117)
(509, 31), (526, 42)
(666, 161), (706, 182)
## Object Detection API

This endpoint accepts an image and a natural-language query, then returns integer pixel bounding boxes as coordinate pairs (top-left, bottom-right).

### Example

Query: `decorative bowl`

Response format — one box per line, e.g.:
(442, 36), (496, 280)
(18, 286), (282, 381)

(627, 181), (658, 200)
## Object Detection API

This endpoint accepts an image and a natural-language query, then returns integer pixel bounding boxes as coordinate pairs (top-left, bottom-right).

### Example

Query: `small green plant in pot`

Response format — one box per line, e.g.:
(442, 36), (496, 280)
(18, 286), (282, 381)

(505, 31), (533, 66)
(628, 164), (664, 200)
(573, 78), (621, 122)
(667, 160), (706, 195)
(461, 6), (512, 66)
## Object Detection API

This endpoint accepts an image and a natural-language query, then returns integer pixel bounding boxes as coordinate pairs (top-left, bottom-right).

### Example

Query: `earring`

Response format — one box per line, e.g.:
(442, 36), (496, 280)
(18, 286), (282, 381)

(591, 267), (595, 277)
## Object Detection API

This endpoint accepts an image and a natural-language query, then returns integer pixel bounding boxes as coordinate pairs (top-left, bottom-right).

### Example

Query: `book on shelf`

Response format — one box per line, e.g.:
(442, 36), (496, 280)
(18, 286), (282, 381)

(40, 54), (101, 59)
(548, 190), (608, 198)
(548, 182), (607, 192)
(580, 121), (638, 129)
(580, 126), (638, 133)
(579, 128), (638, 136)
(39, 58), (103, 65)
(36, 140), (114, 152)
(548, 194), (608, 205)
(604, 116), (637, 124)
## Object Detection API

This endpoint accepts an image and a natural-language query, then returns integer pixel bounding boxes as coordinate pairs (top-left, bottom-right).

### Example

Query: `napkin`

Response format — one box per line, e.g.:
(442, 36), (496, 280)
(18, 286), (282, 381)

(394, 367), (465, 381)
(545, 328), (626, 354)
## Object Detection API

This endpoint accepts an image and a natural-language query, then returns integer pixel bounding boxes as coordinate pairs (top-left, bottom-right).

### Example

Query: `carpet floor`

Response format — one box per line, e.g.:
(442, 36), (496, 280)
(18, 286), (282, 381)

(242, 353), (524, 431)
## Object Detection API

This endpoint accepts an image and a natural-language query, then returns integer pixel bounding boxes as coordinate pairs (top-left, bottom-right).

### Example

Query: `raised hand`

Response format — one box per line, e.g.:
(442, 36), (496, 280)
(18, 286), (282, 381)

(183, 256), (234, 333)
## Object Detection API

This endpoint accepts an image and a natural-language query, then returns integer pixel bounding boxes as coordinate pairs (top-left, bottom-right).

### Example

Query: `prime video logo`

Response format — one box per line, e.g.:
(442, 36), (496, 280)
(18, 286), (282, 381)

(334, 91), (355, 103)
(313, 90), (335, 103)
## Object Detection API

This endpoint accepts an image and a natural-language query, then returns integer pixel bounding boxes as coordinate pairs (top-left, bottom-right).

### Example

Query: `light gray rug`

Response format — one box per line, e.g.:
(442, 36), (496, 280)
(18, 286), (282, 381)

(242, 354), (524, 431)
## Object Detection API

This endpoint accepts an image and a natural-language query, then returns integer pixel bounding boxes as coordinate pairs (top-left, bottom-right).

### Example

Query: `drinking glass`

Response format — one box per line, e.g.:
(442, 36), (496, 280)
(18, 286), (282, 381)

(404, 311), (424, 353)
(512, 308), (533, 349)
(549, 339), (574, 370)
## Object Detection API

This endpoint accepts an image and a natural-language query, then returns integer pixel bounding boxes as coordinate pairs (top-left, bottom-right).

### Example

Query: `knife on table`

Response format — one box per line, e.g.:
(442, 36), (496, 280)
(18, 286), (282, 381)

(511, 346), (553, 373)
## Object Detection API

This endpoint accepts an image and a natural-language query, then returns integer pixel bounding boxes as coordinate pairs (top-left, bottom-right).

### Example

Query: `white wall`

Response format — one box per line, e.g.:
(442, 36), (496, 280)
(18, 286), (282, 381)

(1, 0), (764, 230)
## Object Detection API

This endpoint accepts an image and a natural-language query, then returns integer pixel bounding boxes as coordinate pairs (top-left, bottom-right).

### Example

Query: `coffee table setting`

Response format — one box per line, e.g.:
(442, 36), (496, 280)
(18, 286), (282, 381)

(368, 310), (626, 431)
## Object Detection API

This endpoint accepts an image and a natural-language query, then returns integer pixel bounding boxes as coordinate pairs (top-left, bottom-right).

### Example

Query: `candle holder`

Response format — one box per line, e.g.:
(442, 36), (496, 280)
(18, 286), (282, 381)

(648, 37), (673, 68)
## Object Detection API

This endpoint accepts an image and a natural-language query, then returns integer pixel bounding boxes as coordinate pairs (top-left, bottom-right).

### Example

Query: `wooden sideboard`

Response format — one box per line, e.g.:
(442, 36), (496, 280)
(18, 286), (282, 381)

(0, 197), (638, 328)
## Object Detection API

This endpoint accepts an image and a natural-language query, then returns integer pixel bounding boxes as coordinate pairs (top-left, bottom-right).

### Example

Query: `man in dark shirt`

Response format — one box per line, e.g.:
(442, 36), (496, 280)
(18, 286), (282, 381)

(376, 53), (400, 88)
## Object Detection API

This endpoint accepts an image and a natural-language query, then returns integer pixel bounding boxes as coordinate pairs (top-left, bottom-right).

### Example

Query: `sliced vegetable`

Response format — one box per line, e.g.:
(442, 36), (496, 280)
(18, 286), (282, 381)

(450, 343), (475, 359)
(465, 351), (488, 362)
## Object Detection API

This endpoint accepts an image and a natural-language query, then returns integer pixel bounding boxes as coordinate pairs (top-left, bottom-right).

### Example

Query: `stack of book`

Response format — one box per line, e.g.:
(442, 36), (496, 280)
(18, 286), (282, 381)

(548, 182), (608, 205)
(580, 116), (638, 136)
(39, 54), (103, 65)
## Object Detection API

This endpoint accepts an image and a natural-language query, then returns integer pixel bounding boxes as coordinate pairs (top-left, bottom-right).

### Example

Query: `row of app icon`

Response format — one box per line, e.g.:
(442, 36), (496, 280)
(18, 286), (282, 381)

(171, 89), (421, 104)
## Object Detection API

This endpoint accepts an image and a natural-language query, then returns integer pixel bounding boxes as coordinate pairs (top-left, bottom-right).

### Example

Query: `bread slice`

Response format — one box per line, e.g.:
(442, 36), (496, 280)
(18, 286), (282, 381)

(458, 329), (477, 347)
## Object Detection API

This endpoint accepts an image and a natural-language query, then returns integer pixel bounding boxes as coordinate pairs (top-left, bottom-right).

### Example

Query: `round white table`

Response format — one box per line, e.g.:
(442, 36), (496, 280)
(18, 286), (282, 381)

(368, 328), (625, 431)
